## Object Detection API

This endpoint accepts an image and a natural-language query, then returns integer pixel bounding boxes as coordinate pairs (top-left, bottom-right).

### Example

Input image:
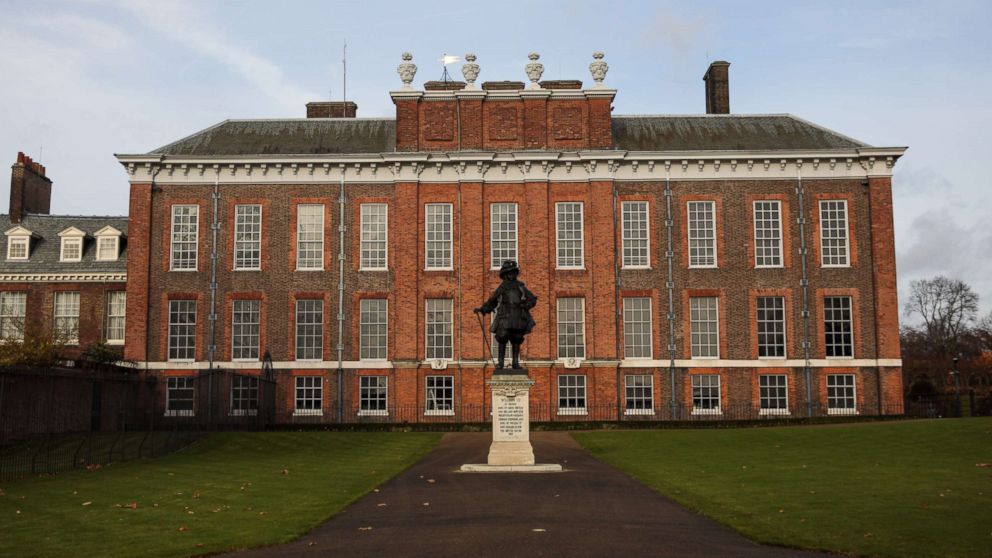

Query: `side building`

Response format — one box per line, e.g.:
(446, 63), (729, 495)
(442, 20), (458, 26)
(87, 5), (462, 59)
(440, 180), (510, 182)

(117, 55), (905, 423)
(1, 152), (128, 360)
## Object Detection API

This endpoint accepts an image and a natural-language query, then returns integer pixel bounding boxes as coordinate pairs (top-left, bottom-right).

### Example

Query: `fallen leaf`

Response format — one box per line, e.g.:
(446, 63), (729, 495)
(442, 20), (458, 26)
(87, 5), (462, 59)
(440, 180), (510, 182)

(179, 526), (188, 532)
(192, 492), (201, 499)
(864, 533), (873, 538)
(358, 526), (373, 531)
(976, 463), (991, 468)
(82, 502), (92, 506)
(377, 503), (387, 507)
(532, 528), (546, 532)
(259, 512), (267, 516)
(187, 510), (195, 515)
(124, 502), (138, 509)
(196, 543), (204, 548)
(778, 509), (785, 513)
(308, 541), (316, 547)
(427, 479), (436, 484)
(422, 502), (430, 507)
(281, 469), (289, 476)
(373, 489), (380, 493)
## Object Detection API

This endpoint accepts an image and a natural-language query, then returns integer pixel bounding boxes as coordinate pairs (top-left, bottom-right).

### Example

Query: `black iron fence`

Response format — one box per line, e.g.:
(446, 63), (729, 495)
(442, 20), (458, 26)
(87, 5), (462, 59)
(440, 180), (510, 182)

(904, 393), (992, 418)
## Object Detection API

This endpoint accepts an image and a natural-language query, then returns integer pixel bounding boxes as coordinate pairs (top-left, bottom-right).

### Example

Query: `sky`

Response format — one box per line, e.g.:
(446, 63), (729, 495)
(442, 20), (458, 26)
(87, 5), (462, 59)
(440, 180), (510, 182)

(1, 0), (990, 320)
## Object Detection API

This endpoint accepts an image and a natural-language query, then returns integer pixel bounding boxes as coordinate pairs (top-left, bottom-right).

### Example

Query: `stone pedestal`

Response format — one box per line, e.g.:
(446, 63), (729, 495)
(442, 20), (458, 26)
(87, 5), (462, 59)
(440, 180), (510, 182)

(460, 370), (563, 473)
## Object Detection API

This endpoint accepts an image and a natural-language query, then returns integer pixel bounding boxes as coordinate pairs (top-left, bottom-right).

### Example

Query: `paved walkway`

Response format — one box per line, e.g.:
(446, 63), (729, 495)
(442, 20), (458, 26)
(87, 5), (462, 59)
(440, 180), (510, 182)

(229, 432), (833, 558)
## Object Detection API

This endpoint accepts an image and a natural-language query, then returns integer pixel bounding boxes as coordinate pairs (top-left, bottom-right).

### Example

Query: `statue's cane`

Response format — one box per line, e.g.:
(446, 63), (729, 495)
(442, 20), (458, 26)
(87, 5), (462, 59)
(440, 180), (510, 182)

(475, 311), (498, 370)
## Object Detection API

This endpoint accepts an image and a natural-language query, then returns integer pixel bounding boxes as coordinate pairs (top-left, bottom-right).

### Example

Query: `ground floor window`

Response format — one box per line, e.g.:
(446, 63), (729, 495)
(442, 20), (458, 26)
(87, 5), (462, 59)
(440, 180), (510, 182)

(691, 374), (721, 414)
(359, 376), (388, 416)
(759, 374), (789, 415)
(425, 375), (454, 415)
(294, 376), (322, 416)
(827, 374), (857, 414)
(557, 374), (587, 415)
(625, 374), (654, 415)
(230, 375), (259, 416)
(166, 376), (194, 416)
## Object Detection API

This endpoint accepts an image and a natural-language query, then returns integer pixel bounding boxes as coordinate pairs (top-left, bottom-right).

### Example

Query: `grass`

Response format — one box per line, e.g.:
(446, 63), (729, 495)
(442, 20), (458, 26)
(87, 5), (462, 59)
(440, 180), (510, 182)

(574, 419), (992, 558)
(0, 431), (440, 558)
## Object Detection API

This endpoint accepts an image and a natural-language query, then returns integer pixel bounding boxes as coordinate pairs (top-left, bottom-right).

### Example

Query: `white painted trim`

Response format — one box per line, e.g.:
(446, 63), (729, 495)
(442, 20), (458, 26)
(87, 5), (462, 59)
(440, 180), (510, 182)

(624, 408), (655, 416)
(357, 410), (389, 417)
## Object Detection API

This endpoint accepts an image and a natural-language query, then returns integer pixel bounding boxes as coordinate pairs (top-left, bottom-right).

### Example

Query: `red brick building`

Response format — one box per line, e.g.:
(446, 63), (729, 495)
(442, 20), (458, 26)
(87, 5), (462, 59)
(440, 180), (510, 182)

(116, 55), (905, 422)
(1, 153), (128, 360)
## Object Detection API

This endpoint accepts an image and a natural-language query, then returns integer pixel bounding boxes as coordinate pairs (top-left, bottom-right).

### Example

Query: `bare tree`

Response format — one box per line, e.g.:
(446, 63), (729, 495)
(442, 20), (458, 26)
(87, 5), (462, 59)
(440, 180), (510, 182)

(904, 276), (979, 357)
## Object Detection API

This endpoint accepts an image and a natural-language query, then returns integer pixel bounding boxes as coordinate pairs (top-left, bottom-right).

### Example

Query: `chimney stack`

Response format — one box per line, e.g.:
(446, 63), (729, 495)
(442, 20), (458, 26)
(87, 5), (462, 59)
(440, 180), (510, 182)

(9, 152), (52, 224)
(306, 101), (358, 118)
(703, 61), (731, 115)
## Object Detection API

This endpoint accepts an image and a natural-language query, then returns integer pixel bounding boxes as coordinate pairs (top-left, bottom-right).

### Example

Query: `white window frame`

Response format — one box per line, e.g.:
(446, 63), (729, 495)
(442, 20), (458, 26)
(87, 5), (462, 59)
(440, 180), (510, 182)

(621, 201), (650, 269)
(425, 203), (453, 270)
(167, 299), (197, 362)
(819, 200), (850, 268)
(425, 375), (455, 416)
(360, 203), (388, 271)
(824, 296), (854, 358)
(687, 200), (717, 268)
(753, 200), (783, 268)
(359, 375), (389, 416)
(623, 297), (653, 360)
(296, 204), (324, 271)
(827, 374), (857, 415)
(624, 374), (654, 415)
(0, 291), (27, 342)
(555, 202), (584, 269)
(165, 376), (195, 417)
(758, 374), (790, 415)
(234, 204), (262, 271)
(425, 298), (453, 360)
(359, 299), (388, 361)
(756, 296), (786, 359)
(691, 374), (721, 415)
(231, 299), (260, 361)
(556, 297), (586, 360)
(557, 374), (587, 415)
(96, 236), (119, 262)
(59, 237), (83, 262)
(170, 205), (199, 271)
(490, 202), (519, 269)
(294, 299), (323, 361)
(293, 376), (323, 416)
(230, 375), (259, 417)
(105, 291), (126, 345)
(689, 296), (720, 359)
(54, 291), (80, 345)
(6, 235), (29, 261)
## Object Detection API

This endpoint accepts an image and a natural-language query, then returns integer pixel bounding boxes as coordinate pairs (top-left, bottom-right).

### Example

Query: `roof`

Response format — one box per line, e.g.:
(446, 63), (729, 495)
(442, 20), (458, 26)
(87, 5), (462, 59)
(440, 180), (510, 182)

(611, 114), (868, 151)
(0, 214), (128, 274)
(144, 114), (867, 157)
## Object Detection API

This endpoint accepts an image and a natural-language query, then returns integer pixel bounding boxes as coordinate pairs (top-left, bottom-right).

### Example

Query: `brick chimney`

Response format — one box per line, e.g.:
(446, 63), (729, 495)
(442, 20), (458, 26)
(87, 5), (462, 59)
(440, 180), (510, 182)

(306, 101), (358, 118)
(703, 61), (731, 114)
(9, 152), (52, 224)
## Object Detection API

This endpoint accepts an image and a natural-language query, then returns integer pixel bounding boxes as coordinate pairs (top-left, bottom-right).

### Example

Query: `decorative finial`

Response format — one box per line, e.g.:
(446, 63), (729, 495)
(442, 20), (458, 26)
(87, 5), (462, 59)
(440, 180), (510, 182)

(462, 53), (480, 90)
(589, 51), (608, 89)
(525, 52), (544, 89)
(397, 52), (417, 90)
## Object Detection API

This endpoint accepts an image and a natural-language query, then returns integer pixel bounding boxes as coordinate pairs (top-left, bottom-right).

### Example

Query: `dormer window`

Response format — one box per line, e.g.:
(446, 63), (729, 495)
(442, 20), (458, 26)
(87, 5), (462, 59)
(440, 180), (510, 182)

(93, 226), (123, 262)
(4, 226), (33, 261)
(57, 226), (87, 262)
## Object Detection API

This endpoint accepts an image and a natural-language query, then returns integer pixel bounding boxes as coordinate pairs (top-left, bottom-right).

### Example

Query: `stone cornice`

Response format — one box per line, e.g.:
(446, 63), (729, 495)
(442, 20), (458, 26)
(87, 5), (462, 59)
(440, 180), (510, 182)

(119, 147), (906, 185)
(0, 272), (127, 283)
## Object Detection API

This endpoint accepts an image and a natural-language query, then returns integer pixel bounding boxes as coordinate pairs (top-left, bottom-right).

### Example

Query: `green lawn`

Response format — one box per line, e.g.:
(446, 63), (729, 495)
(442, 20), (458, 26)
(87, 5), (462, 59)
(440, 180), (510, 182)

(0, 431), (440, 558)
(574, 419), (992, 558)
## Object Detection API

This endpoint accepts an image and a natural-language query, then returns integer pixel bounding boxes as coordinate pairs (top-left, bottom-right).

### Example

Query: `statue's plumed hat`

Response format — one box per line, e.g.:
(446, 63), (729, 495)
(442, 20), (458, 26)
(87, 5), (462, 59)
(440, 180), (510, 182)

(498, 260), (519, 278)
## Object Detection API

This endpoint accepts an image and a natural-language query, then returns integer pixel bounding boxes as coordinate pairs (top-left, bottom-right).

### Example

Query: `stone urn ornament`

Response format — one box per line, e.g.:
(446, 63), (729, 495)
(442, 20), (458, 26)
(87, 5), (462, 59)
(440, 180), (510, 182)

(397, 52), (417, 89)
(525, 52), (544, 89)
(589, 51), (608, 88)
(461, 53), (480, 90)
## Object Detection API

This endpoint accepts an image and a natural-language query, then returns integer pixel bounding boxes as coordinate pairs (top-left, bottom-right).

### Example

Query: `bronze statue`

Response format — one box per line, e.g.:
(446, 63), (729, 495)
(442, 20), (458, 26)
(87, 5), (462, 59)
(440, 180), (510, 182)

(474, 260), (537, 371)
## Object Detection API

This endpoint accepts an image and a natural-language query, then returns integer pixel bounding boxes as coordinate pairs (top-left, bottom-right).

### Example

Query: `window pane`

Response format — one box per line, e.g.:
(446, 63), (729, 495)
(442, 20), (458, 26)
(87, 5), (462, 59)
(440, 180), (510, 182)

(827, 374), (856, 412)
(360, 204), (388, 270)
(61, 238), (82, 261)
(296, 204), (324, 270)
(360, 376), (388, 413)
(558, 375), (587, 410)
(0, 292), (27, 342)
(234, 204), (262, 270)
(557, 298), (586, 359)
(231, 300), (260, 360)
(556, 202), (584, 268)
(754, 200), (782, 267)
(622, 201), (649, 268)
(168, 300), (197, 361)
(689, 297), (719, 358)
(230, 375), (259, 415)
(824, 296), (853, 357)
(54, 292), (80, 345)
(820, 200), (850, 266)
(692, 374), (720, 410)
(688, 201), (716, 267)
(171, 205), (199, 270)
(425, 299), (453, 359)
(295, 376), (323, 414)
(106, 291), (126, 343)
(757, 296), (786, 358)
(295, 299), (323, 360)
(426, 375), (453, 412)
(490, 203), (518, 269)
(360, 299), (388, 360)
(625, 374), (653, 411)
(97, 236), (118, 261)
(759, 374), (788, 411)
(167, 376), (195, 415)
(425, 204), (452, 269)
(623, 297), (652, 359)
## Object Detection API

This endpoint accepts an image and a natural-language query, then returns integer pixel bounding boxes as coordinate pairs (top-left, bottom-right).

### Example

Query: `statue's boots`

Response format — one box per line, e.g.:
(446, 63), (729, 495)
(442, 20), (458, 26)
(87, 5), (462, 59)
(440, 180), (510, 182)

(511, 343), (521, 369)
(497, 342), (507, 369)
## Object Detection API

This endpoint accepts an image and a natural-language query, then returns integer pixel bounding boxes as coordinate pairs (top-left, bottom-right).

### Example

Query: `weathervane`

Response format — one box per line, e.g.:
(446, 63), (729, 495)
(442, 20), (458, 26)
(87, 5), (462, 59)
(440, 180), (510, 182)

(438, 53), (461, 83)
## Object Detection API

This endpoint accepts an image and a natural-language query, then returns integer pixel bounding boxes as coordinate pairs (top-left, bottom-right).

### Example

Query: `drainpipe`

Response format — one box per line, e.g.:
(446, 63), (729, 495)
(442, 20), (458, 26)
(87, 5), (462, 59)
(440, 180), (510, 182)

(861, 160), (884, 414)
(145, 165), (162, 375)
(336, 169), (347, 422)
(610, 160), (622, 420)
(664, 164), (677, 418)
(208, 171), (221, 424)
(796, 164), (813, 416)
